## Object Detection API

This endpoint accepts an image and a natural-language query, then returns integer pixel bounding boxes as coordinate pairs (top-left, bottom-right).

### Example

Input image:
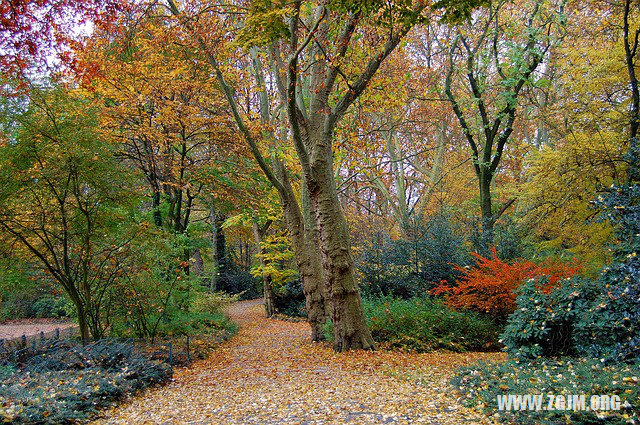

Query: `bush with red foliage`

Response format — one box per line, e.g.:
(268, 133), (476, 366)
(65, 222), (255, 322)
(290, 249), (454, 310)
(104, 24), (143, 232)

(432, 248), (581, 321)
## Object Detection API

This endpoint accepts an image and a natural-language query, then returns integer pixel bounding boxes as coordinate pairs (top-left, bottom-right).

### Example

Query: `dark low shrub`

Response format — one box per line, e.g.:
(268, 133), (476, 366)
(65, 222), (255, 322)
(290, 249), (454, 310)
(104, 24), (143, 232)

(273, 279), (306, 317)
(453, 357), (639, 425)
(325, 297), (500, 352)
(358, 213), (469, 299)
(0, 340), (172, 424)
(217, 267), (261, 300)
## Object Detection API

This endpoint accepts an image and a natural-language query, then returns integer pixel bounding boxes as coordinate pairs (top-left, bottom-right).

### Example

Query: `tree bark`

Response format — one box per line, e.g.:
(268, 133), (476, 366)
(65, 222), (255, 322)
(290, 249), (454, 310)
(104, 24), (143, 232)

(306, 132), (375, 351)
(274, 161), (328, 341)
(192, 248), (204, 277)
(623, 0), (640, 182)
(76, 302), (90, 345)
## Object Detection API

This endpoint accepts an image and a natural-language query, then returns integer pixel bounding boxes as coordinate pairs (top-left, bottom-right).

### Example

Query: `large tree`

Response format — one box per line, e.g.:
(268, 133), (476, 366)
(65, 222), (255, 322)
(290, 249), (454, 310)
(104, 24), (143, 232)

(0, 86), (138, 343)
(443, 0), (566, 241)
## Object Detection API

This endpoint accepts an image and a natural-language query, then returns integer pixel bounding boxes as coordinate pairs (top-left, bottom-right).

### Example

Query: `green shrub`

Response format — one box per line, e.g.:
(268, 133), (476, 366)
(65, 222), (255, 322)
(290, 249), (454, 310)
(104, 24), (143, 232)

(190, 291), (240, 315)
(155, 310), (236, 338)
(501, 276), (601, 360)
(576, 259), (640, 362)
(453, 357), (639, 425)
(503, 256), (639, 364)
(325, 297), (500, 352)
(31, 295), (73, 319)
(0, 340), (172, 424)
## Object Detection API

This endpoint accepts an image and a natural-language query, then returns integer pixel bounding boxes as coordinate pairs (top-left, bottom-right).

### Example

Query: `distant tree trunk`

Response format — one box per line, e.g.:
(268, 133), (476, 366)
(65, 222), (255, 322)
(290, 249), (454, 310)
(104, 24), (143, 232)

(209, 201), (219, 292)
(192, 248), (204, 277)
(252, 220), (275, 317)
(623, 0), (640, 182)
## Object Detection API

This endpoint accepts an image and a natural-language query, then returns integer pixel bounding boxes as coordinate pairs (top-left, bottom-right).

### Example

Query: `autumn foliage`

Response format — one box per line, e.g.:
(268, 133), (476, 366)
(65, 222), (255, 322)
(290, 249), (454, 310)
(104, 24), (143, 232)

(432, 248), (581, 320)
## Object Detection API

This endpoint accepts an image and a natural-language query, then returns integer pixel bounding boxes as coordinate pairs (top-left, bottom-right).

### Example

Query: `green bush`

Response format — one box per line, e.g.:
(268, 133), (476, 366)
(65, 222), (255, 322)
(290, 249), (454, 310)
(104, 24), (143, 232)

(0, 340), (172, 424)
(325, 297), (500, 352)
(31, 295), (73, 319)
(576, 259), (640, 362)
(190, 291), (240, 315)
(453, 357), (639, 425)
(501, 276), (601, 360)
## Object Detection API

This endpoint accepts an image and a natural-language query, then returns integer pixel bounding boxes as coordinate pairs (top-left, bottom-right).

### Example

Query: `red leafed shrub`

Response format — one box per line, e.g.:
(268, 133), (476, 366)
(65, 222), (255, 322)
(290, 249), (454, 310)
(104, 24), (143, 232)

(432, 248), (581, 321)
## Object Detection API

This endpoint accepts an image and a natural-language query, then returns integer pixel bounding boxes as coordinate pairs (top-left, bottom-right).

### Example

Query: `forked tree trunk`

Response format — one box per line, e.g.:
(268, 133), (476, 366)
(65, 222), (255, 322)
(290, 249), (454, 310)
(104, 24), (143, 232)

(306, 133), (375, 351)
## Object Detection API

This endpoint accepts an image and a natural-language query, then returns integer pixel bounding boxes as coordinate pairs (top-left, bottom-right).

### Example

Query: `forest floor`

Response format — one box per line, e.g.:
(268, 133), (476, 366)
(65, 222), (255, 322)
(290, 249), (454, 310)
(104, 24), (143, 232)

(94, 299), (504, 425)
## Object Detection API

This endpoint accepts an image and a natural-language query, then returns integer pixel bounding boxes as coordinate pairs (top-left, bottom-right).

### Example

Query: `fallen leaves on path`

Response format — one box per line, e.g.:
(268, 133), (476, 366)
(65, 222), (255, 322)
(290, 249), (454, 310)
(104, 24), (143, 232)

(93, 300), (505, 424)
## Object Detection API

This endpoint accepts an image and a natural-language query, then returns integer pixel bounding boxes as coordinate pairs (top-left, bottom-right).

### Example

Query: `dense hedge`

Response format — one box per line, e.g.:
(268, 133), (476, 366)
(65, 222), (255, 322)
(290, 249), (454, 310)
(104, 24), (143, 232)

(325, 297), (500, 352)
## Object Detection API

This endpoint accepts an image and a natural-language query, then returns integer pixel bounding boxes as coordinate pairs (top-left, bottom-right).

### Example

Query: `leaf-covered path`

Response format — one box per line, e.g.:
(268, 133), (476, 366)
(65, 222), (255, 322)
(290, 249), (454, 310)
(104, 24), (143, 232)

(95, 300), (504, 424)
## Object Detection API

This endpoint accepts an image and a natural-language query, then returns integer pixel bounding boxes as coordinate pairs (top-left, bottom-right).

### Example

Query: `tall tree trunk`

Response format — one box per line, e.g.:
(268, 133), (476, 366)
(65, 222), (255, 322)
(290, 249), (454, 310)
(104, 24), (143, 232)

(623, 0), (640, 182)
(152, 191), (162, 227)
(274, 161), (328, 341)
(301, 180), (329, 341)
(306, 133), (375, 351)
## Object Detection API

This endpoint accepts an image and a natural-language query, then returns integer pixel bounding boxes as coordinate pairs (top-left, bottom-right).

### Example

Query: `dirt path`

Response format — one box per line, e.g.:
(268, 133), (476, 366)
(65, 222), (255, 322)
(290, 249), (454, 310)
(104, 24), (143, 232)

(0, 319), (75, 341)
(95, 299), (503, 424)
